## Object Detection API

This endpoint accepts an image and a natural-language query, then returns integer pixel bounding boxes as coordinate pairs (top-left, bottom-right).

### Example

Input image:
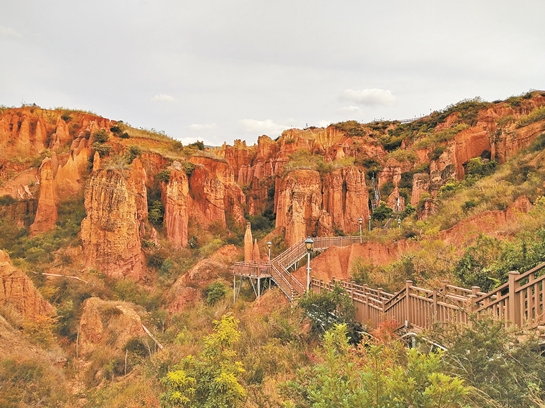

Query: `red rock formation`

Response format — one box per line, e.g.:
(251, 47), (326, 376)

(189, 155), (246, 227)
(163, 164), (189, 248)
(127, 158), (149, 236)
(0, 250), (54, 320)
(244, 222), (253, 262)
(78, 297), (145, 355)
(276, 169), (323, 245)
(30, 158), (57, 236)
(169, 245), (240, 312)
(80, 168), (143, 279)
(0, 109), (48, 157)
(54, 137), (92, 196)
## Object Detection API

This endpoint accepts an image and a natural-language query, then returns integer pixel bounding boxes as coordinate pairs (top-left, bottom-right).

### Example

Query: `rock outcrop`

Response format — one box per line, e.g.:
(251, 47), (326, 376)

(30, 158), (57, 236)
(276, 166), (370, 245)
(78, 297), (145, 355)
(81, 168), (143, 279)
(0, 250), (54, 321)
(169, 245), (240, 312)
(163, 164), (189, 248)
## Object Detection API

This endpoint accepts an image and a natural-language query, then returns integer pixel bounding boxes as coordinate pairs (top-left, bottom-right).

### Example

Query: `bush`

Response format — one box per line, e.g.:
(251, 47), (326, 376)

(0, 195), (16, 206)
(204, 281), (228, 305)
(517, 106), (545, 128)
(92, 129), (110, 143)
(373, 202), (394, 221)
(465, 157), (496, 178)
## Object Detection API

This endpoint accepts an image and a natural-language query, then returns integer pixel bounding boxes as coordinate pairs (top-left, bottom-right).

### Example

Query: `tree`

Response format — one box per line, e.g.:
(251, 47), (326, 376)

(283, 324), (468, 408)
(429, 316), (545, 407)
(160, 315), (246, 408)
(298, 284), (362, 343)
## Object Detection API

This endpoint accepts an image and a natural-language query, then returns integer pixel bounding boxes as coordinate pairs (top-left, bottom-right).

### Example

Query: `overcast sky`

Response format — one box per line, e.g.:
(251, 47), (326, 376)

(1, 1), (544, 146)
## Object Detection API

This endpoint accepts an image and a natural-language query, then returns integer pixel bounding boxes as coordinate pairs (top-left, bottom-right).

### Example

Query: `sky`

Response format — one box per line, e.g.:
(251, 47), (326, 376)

(1, 1), (544, 146)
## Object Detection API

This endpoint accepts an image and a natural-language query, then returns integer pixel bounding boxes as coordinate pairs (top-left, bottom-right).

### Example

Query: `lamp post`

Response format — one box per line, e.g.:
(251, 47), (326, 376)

(368, 214), (372, 232)
(267, 241), (272, 261)
(305, 237), (314, 291)
(358, 217), (363, 243)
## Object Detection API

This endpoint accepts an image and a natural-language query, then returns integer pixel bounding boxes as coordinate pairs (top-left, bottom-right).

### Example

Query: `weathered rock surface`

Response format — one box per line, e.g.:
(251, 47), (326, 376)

(81, 168), (143, 279)
(163, 164), (189, 248)
(169, 245), (240, 312)
(0, 250), (54, 321)
(78, 297), (145, 355)
(30, 158), (57, 236)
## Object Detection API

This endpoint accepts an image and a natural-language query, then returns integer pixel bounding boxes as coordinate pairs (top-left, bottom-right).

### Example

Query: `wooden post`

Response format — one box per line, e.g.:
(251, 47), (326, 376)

(470, 286), (481, 312)
(508, 271), (521, 327)
(405, 280), (413, 327)
(432, 289), (438, 325)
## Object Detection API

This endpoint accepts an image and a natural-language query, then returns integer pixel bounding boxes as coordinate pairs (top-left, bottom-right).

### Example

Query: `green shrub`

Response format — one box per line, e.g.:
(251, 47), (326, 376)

(380, 181), (395, 198)
(517, 106), (545, 128)
(0, 195), (16, 206)
(372, 202), (394, 221)
(528, 133), (545, 152)
(465, 157), (496, 178)
(204, 281), (228, 305)
(182, 161), (195, 176)
(156, 169), (171, 183)
(92, 129), (110, 143)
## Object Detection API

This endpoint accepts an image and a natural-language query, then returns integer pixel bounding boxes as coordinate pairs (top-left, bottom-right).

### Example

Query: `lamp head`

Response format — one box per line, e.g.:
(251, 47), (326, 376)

(267, 241), (272, 249)
(305, 237), (314, 252)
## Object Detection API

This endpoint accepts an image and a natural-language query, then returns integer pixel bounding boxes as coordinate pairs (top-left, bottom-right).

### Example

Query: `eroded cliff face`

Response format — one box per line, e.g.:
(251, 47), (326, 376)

(30, 158), (57, 236)
(0, 108), (112, 235)
(163, 163), (189, 248)
(188, 155), (246, 228)
(0, 250), (54, 321)
(81, 168), (143, 279)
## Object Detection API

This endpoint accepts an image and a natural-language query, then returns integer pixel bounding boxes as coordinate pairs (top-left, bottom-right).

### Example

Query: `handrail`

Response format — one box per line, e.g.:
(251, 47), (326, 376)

(235, 235), (545, 331)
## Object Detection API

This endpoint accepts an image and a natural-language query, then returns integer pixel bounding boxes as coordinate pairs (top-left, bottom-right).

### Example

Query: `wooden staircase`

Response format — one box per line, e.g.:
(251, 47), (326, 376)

(233, 236), (545, 330)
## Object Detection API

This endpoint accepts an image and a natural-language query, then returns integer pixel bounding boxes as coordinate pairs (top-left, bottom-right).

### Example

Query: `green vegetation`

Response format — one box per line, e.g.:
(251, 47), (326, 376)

(283, 324), (468, 408)
(517, 106), (545, 128)
(161, 315), (246, 407)
(332, 120), (367, 137)
(298, 284), (361, 343)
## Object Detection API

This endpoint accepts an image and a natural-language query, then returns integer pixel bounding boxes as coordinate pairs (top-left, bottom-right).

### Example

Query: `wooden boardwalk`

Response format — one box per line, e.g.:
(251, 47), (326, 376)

(233, 236), (545, 330)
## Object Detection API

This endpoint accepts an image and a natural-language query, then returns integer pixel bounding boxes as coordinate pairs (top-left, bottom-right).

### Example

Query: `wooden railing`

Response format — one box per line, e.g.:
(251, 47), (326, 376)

(233, 235), (364, 301)
(234, 235), (545, 330)
(311, 261), (545, 330)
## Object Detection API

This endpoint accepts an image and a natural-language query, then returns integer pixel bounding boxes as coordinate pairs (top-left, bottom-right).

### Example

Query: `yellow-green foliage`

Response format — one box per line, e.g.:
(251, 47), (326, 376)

(517, 106), (545, 128)
(385, 148), (417, 163)
(282, 324), (468, 408)
(414, 124), (468, 149)
(160, 315), (246, 408)
(0, 357), (71, 407)
(284, 149), (356, 174)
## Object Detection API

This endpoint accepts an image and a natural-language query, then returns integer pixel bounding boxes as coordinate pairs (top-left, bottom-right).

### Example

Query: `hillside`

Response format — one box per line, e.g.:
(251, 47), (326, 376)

(1, 91), (545, 406)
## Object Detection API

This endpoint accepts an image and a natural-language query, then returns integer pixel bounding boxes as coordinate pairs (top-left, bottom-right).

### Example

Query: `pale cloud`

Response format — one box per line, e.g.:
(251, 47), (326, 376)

(338, 105), (362, 114)
(0, 26), (23, 38)
(152, 94), (177, 103)
(317, 120), (332, 128)
(178, 136), (210, 145)
(238, 119), (288, 135)
(187, 123), (217, 131)
(340, 88), (396, 107)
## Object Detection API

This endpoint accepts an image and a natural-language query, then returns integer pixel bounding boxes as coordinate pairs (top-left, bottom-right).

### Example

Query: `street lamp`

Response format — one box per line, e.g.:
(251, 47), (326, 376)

(305, 237), (314, 291)
(267, 241), (272, 261)
(358, 217), (363, 243)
